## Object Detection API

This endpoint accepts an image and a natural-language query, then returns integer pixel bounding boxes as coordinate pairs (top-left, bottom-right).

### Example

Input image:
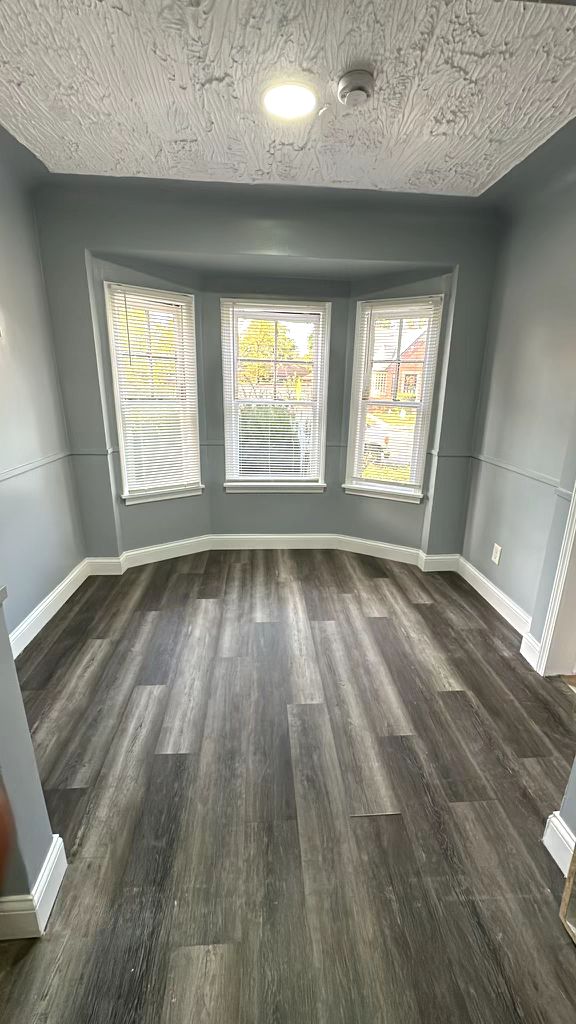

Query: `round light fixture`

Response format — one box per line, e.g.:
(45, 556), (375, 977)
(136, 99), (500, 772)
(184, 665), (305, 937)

(263, 82), (317, 121)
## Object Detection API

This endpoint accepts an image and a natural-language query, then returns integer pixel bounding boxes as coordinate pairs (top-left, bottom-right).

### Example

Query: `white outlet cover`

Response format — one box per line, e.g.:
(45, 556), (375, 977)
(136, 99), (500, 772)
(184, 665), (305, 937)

(492, 543), (502, 565)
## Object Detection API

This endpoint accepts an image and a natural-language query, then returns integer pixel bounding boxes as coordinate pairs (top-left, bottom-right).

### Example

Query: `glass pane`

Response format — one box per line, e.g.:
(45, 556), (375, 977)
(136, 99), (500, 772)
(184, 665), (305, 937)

(372, 317), (400, 361)
(399, 317), (429, 356)
(237, 361), (275, 399)
(237, 318), (276, 359)
(238, 403), (314, 477)
(275, 361), (314, 401)
(276, 319), (317, 361)
(396, 364), (423, 401)
(119, 355), (152, 396)
(151, 358), (177, 397)
(369, 361), (397, 400)
(360, 403), (417, 485)
(150, 309), (178, 357)
(123, 305), (150, 357)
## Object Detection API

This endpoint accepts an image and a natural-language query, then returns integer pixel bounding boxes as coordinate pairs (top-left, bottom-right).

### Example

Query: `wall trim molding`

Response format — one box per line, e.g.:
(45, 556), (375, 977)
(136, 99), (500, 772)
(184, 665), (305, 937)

(418, 552), (461, 572)
(86, 555), (125, 575)
(71, 447), (116, 457)
(3, 448), (563, 500)
(472, 452), (560, 490)
(9, 560), (91, 658)
(542, 812), (576, 878)
(0, 835), (67, 940)
(0, 450), (70, 484)
(458, 557), (531, 635)
(519, 631), (541, 671)
(10, 534), (528, 658)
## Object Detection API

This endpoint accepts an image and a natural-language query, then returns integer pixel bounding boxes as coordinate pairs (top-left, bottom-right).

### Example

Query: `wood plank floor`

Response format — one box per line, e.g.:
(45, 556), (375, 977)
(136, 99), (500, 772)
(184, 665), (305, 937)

(2, 549), (576, 1022)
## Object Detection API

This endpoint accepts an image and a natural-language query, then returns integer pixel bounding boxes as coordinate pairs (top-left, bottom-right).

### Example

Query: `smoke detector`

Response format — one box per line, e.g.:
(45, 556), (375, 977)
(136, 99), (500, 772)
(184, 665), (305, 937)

(337, 69), (374, 108)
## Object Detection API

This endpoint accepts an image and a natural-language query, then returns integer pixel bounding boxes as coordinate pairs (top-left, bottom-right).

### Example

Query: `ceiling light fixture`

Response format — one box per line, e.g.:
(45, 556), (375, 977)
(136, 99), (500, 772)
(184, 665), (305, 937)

(263, 82), (317, 121)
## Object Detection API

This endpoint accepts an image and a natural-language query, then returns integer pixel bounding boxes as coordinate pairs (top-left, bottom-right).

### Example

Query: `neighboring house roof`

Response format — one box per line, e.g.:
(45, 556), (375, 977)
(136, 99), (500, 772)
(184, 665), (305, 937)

(399, 330), (426, 362)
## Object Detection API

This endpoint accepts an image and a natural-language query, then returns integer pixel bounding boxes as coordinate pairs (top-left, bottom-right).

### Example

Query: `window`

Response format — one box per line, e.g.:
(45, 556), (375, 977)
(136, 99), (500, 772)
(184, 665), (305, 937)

(220, 299), (331, 491)
(345, 295), (443, 502)
(104, 283), (202, 504)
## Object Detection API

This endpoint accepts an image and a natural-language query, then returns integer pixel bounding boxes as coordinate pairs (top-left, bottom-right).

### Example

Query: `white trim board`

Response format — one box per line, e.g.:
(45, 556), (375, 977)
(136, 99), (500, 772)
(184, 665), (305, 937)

(0, 835), (67, 940)
(458, 558), (531, 636)
(543, 812), (576, 878)
(520, 632), (541, 671)
(9, 560), (91, 659)
(9, 535), (527, 657)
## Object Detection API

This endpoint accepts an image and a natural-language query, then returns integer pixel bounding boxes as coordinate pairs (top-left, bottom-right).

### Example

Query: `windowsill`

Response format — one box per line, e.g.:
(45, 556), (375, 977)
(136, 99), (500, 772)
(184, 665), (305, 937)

(342, 483), (423, 504)
(122, 484), (204, 505)
(224, 480), (327, 494)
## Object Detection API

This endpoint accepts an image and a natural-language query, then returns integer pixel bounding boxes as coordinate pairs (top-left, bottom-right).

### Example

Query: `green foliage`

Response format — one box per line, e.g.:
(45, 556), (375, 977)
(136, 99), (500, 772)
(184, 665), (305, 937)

(238, 319), (298, 360)
(237, 318), (313, 400)
(239, 404), (305, 476)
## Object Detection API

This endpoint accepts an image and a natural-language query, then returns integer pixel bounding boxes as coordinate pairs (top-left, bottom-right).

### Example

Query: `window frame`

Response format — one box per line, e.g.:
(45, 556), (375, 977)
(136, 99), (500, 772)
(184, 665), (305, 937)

(104, 282), (203, 505)
(344, 294), (444, 503)
(220, 297), (331, 493)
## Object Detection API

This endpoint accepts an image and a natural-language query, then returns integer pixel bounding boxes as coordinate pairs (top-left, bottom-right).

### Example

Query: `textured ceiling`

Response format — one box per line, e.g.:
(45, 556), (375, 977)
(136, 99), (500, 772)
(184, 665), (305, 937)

(0, 1), (575, 196)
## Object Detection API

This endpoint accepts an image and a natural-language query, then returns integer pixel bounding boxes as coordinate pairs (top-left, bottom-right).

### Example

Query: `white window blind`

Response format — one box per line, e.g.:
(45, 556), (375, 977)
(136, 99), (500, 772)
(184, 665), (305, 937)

(345, 295), (444, 502)
(220, 299), (331, 490)
(105, 283), (202, 503)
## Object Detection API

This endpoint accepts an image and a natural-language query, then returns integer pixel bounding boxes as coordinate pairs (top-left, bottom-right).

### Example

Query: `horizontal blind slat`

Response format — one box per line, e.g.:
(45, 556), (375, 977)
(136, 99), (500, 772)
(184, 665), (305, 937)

(105, 283), (201, 498)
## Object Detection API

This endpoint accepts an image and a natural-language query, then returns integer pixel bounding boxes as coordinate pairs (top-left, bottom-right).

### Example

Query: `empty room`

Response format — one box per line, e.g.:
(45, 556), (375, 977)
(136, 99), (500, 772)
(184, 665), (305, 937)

(1, 1), (576, 1021)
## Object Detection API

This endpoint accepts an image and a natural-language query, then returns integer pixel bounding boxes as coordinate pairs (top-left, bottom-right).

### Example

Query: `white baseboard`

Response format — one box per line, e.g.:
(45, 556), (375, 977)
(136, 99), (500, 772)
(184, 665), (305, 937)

(543, 811), (576, 877)
(9, 561), (91, 658)
(458, 557), (531, 636)
(9, 535), (529, 658)
(520, 631), (541, 671)
(119, 533), (426, 569)
(111, 535), (459, 573)
(86, 555), (125, 575)
(418, 552), (461, 572)
(0, 834), (67, 940)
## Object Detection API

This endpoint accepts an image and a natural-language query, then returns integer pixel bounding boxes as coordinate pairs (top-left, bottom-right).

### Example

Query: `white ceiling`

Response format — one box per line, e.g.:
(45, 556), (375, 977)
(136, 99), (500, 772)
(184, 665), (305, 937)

(0, 1), (575, 196)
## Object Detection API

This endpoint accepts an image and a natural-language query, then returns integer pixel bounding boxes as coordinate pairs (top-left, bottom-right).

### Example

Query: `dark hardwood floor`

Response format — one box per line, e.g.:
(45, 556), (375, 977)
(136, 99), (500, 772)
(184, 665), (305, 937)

(1, 549), (575, 1022)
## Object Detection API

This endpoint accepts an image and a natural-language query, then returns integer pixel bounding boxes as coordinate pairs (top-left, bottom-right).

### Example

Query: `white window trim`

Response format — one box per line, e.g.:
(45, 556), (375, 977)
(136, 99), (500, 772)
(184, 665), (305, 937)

(224, 480), (326, 493)
(220, 298), (331, 492)
(342, 482), (423, 503)
(105, 282), (203, 505)
(123, 484), (205, 505)
(344, 295), (443, 503)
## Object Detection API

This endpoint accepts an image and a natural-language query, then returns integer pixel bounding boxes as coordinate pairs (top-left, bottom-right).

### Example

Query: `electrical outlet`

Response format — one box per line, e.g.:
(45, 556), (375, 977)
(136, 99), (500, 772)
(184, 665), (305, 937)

(492, 543), (502, 565)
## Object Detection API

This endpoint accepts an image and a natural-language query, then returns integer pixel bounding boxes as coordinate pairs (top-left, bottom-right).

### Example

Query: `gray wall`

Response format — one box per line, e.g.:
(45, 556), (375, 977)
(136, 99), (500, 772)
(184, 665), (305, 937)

(0, 131), (84, 633)
(34, 180), (501, 562)
(464, 174), (576, 624)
